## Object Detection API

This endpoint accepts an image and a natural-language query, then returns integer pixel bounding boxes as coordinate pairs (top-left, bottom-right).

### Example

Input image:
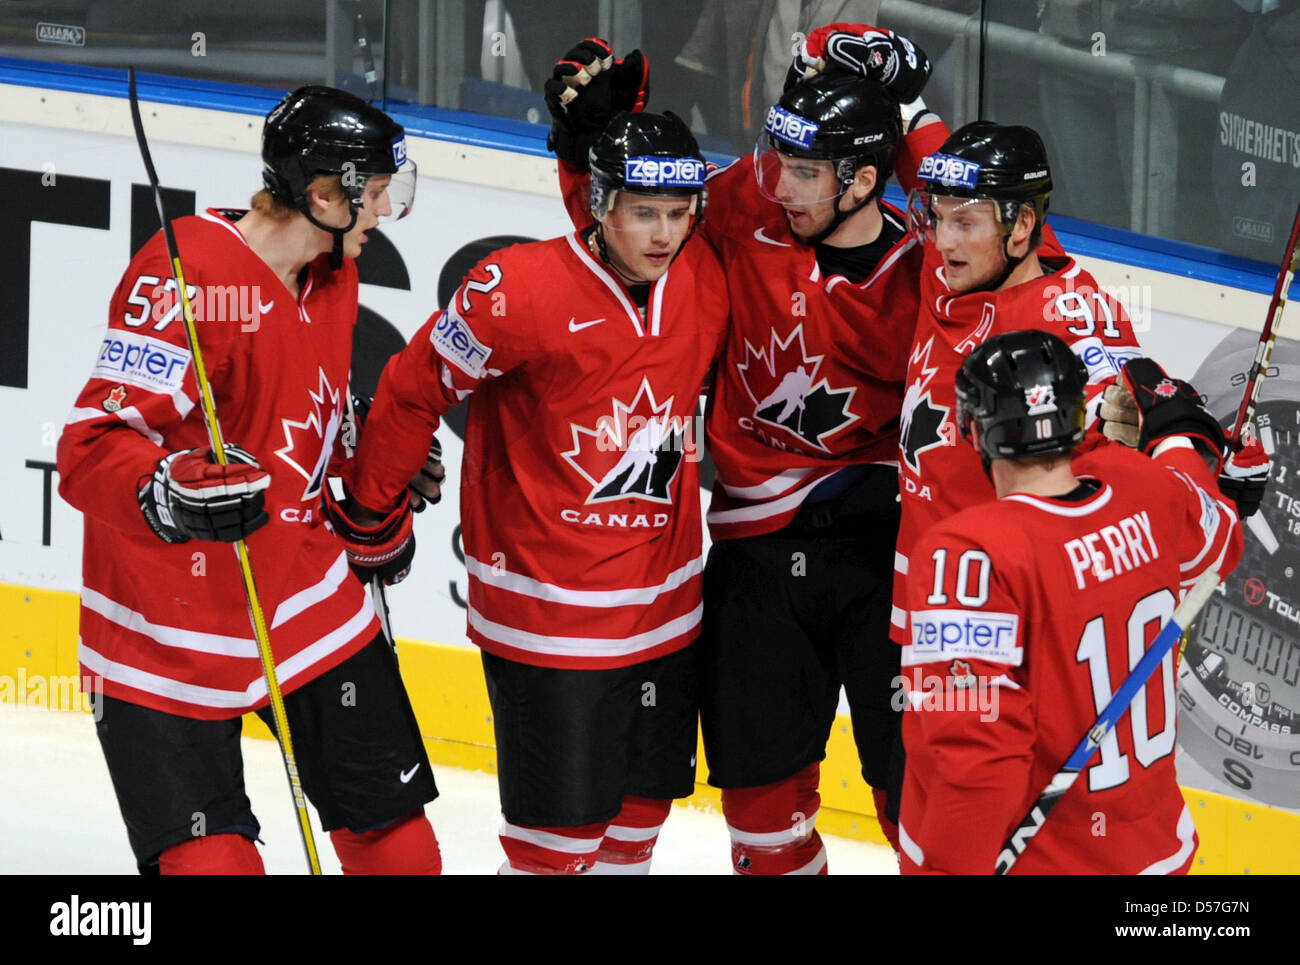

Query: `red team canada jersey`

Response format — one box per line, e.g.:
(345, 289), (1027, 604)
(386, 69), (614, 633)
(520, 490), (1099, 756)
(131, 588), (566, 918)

(891, 239), (1145, 642)
(695, 159), (924, 538)
(348, 234), (728, 669)
(57, 210), (380, 719)
(559, 119), (946, 540)
(899, 444), (1243, 874)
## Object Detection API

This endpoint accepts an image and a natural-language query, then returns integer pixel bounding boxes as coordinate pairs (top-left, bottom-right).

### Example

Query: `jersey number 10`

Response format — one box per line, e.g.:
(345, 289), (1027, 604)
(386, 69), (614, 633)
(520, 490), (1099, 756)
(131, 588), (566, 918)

(1076, 588), (1178, 791)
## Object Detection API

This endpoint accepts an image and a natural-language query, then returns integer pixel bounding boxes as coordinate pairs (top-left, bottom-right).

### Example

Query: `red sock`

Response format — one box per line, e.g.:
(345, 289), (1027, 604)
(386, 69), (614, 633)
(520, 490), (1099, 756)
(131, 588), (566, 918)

(872, 787), (901, 853)
(330, 812), (441, 875)
(159, 833), (264, 875)
(592, 796), (672, 874)
(498, 818), (606, 874)
(722, 763), (828, 875)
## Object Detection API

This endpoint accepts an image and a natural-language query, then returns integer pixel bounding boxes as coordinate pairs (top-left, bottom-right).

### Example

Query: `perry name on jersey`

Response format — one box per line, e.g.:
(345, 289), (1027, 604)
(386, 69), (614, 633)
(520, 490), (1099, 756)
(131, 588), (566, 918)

(348, 233), (728, 670)
(57, 210), (379, 719)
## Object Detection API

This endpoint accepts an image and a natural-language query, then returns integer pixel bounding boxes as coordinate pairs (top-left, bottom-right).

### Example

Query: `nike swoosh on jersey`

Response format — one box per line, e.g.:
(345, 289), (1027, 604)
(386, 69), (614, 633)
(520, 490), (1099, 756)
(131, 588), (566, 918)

(259, 299), (275, 313)
(568, 317), (608, 332)
(399, 763), (421, 783)
(753, 227), (791, 247)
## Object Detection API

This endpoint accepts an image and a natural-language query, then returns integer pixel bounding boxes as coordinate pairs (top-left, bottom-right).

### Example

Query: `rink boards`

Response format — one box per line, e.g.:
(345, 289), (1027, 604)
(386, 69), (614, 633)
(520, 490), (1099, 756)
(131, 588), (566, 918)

(1, 70), (1298, 873)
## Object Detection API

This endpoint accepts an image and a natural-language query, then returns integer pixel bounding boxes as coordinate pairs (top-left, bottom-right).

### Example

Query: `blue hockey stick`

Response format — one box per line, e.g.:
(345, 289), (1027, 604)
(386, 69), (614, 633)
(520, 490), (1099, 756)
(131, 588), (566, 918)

(994, 569), (1221, 874)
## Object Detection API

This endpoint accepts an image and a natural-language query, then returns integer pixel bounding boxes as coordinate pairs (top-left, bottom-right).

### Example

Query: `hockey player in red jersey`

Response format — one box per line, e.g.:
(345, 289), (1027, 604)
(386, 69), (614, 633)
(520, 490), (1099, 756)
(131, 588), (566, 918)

(57, 87), (441, 875)
(340, 112), (727, 874)
(544, 28), (944, 870)
(545, 26), (948, 870)
(893, 121), (1147, 649)
(900, 330), (1248, 874)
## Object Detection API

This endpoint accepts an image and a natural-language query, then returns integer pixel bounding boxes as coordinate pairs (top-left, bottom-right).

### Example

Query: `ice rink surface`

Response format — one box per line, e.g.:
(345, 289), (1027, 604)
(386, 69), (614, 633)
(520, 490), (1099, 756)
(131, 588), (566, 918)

(0, 704), (898, 875)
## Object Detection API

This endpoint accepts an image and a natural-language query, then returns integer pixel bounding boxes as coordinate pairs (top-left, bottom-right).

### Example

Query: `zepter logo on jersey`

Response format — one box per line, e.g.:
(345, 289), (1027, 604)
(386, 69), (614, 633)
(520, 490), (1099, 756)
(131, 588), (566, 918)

(275, 367), (343, 502)
(562, 378), (690, 512)
(736, 324), (858, 452)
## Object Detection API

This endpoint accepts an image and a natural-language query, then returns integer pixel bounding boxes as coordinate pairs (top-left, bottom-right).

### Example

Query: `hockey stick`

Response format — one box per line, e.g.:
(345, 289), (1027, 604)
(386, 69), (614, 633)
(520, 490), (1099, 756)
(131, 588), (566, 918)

(1229, 199), (1300, 449)
(993, 568), (1221, 875)
(127, 68), (323, 875)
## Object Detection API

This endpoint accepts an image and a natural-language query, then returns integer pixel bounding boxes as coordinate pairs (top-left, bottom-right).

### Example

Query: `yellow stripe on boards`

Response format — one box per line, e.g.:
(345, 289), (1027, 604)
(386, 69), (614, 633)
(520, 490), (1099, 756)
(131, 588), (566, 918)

(3, 582), (1294, 874)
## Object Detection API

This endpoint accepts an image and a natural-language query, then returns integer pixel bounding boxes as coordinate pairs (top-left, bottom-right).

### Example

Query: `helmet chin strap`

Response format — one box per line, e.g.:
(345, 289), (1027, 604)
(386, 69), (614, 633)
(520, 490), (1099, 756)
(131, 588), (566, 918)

(302, 204), (358, 270)
(591, 207), (702, 284)
(967, 233), (1028, 294)
(802, 187), (872, 246)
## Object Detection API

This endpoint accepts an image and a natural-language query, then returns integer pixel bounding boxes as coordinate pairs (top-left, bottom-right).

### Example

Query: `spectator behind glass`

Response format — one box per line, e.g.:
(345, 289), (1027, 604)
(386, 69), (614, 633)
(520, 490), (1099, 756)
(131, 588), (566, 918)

(1212, 0), (1300, 263)
(671, 0), (883, 154)
(1037, 0), (1249, 248)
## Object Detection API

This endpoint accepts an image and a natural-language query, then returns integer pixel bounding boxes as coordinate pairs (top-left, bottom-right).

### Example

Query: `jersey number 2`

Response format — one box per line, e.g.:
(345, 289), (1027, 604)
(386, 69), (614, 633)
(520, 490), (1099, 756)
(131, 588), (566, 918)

(1075, 588), (1177, 791)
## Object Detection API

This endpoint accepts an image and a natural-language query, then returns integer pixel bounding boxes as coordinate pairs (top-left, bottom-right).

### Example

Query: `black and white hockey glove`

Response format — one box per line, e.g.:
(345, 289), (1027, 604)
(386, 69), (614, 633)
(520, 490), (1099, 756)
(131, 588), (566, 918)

(345, 390), (444, 512)
(789, 23), (932, 106)
(409, 435), (445, 512)
(1219, 437), (1271, 520)
(544, 37), (650, 165)
(137, 445), (270, 543)
(1119, 357), (1227, 474)
(322, 485), (415, 586)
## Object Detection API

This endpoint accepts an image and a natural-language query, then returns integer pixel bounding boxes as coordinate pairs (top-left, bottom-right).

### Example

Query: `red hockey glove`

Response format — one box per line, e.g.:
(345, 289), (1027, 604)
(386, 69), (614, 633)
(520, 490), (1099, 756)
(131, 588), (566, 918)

(137, 445), (270, 543)
(544, 37), (650, 165)
(789, 23), (931, 104)
(1119, 357), (1227, 473)
(322, 485), (415, 586)
(1219, 437), (1271, 520)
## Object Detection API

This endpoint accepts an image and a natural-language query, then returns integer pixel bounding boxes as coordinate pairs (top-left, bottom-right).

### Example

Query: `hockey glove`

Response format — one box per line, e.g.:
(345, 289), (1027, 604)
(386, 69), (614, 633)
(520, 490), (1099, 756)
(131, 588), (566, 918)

(409, 435), (445, 512)
(545, 37), (650, 165)
(789, 24), (931, 105)
(137, 445), (271, 544)
(1219, 437), (1271, 520)
(344, 390), (444, 512)
(1098, 381), (1140, 448)
(1119, 357), (1227, 474)
(322, 485), (415, 586)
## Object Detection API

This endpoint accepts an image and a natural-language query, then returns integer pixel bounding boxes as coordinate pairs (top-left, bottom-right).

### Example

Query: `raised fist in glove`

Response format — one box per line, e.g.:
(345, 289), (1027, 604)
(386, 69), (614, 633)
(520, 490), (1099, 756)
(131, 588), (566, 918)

(544, 37), (650, 165)
(789, 23), (931, 103)
(1219, 437), (1272, 520)
(1119, 357), (1227, 473)
(322, 485), (415, 586)
(137, 445), (270, 543)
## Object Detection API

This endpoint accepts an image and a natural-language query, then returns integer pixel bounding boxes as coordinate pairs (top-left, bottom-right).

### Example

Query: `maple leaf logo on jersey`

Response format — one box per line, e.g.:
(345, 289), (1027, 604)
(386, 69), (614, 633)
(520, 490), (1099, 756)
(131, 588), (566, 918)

(562, 378), (686, 504)
(736, 325), (857, 451)
(900, 336), (952, 473)
(275, 367), (343, 501)
(949, 659), (977, 689)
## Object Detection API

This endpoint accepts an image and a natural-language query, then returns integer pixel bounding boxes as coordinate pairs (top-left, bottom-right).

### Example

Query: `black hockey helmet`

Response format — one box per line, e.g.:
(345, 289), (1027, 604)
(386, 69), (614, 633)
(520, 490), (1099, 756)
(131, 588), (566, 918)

(754, 68), (902, 241)
(955, 329), (1087, 467)
(263, 86), (416, 263)
(588, 110), (707, 219)
(909, 121), (1051, 237)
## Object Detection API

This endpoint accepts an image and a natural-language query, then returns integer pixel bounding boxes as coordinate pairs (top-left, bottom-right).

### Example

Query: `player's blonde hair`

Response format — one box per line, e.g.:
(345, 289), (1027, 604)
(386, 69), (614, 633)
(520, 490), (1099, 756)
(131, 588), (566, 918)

(250, 173), (344, 221)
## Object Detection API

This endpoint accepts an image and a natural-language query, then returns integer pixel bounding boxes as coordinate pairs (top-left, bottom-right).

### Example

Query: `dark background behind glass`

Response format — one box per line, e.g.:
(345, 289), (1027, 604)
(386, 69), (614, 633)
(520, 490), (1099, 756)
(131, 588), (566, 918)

(3, 0), (1298, 265)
